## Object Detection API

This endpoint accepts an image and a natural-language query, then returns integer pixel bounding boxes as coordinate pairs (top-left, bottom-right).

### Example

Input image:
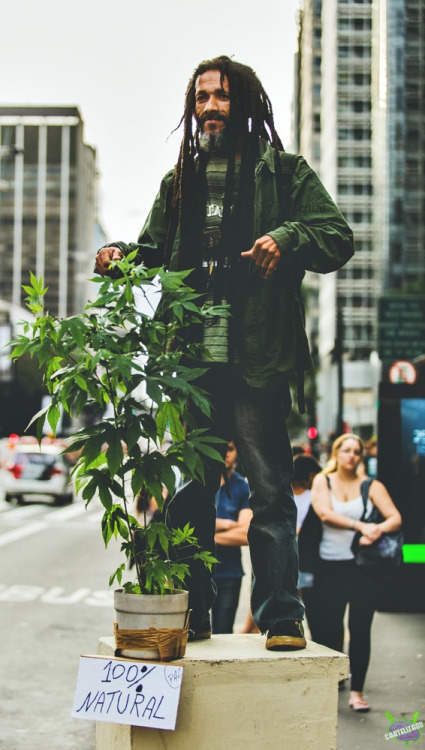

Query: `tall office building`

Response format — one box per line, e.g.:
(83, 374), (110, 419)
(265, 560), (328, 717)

(0, 106), (98, 319)
(294, 0), (323, 169)
(293, 0), (323, 358)
(373, 0), (425, 292)
(294, 0), (424, 438)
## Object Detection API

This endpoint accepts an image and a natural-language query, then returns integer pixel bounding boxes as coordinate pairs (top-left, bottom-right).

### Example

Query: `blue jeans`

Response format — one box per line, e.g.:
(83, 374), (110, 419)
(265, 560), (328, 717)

(164, 368), (304, 633)
(212, 577), (242, 634)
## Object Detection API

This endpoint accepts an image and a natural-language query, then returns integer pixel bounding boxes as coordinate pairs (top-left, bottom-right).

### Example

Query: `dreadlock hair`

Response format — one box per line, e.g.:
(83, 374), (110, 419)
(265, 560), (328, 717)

(164, 55), (284, 288)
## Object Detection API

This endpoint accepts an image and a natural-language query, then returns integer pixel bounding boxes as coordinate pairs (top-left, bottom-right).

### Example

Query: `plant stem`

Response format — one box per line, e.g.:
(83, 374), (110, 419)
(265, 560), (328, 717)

(105, 362), (145, 593)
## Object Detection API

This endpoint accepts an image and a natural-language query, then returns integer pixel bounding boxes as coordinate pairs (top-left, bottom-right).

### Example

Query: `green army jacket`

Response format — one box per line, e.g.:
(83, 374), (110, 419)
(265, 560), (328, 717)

(113, 140), (354, 399)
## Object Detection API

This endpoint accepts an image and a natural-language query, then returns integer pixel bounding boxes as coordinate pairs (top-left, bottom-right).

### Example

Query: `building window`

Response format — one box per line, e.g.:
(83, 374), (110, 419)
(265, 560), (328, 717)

(353, 18), (372, 30)
(352, 211), (372, 223)
(356, 128), (366, 142)
(338, 155), (372, 168)
(390, 242), (403, 263)
(47, 127), (62, 164)
(313, 0), (321, 19)
(354, 73), (371, 85)
(354, 240), (373, 251)
(23, 127), (39, 165)
(338, 183), (373, 195)
(352, 100), (371, 112)
(358, 184), (372, 195)
(353, 45), (371, 57)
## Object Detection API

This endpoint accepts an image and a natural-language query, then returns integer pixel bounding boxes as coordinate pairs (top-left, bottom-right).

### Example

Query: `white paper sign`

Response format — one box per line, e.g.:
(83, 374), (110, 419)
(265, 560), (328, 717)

(72, 655), (184, 730)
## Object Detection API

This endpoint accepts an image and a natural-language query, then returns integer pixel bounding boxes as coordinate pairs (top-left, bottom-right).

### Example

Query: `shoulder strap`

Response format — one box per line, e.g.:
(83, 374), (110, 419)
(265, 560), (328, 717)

(360, 478), (374, 520)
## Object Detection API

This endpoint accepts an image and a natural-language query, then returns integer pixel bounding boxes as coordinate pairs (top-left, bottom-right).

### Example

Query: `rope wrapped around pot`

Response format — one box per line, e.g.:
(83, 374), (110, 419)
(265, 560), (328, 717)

(114, 610), (190, 661)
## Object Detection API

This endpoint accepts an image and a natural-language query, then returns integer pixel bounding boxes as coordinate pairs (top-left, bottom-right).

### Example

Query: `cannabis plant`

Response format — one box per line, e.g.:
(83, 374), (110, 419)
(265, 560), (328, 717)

(11, 252), (227, 595)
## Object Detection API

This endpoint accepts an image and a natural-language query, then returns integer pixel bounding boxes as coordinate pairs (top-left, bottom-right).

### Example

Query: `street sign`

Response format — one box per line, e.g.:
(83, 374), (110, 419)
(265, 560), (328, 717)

(389, 360), (417, 384)
(378, 296), (425, 361)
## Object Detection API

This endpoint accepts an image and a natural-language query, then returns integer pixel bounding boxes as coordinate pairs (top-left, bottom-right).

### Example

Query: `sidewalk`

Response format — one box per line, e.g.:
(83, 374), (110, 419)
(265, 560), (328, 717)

(337, 610), (425, 750)
(234, 548), (425, 749)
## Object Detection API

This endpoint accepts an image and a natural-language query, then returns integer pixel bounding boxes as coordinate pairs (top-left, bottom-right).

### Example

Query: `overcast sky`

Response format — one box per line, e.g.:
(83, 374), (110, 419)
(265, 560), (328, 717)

(2, 0), (300, 242)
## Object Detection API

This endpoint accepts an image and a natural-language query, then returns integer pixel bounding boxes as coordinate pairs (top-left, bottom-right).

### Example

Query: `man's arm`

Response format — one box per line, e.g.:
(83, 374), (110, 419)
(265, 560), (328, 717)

(242, 154), (354, 279)
(214, 508), (253, 547)
(136, 169), (175, 268)
(94, 170), (175, 276)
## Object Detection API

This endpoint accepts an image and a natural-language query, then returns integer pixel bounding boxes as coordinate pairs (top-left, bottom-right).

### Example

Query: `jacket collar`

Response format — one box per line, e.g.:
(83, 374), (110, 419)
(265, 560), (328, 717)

(257, 138), (277, 173)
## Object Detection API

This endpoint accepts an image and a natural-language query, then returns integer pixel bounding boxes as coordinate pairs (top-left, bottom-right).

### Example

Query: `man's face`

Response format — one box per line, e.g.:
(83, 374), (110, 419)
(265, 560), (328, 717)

(194, 69), (230, 152)
(224, 442), (237, 470)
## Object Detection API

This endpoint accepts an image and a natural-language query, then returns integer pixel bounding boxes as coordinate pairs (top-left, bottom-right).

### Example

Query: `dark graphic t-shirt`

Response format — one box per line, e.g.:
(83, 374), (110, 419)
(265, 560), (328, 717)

(202, 157), (240, 363)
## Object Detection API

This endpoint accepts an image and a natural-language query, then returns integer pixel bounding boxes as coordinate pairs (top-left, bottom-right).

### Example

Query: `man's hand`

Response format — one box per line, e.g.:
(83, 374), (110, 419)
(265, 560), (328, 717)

(94, 246), (123, 276)
(241, 235), (281, 279)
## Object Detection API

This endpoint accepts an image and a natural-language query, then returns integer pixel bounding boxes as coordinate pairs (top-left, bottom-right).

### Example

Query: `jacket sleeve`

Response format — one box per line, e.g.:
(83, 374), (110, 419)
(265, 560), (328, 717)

(97, 170), (174, 268)
(136, 169), (175, 268)
(267, 155), (354, 274)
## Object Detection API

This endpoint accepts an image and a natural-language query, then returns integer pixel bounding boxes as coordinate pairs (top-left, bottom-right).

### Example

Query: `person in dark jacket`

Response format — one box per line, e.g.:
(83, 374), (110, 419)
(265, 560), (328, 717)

(95, 55), (354, 650)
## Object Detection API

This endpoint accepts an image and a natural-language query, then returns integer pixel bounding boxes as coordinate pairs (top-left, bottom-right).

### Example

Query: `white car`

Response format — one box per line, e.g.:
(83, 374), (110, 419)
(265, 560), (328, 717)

(0, 443), (73, 505)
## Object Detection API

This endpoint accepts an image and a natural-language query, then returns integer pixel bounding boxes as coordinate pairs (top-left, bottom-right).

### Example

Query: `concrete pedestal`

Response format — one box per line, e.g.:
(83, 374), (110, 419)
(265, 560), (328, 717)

(96, 634), (349, 750)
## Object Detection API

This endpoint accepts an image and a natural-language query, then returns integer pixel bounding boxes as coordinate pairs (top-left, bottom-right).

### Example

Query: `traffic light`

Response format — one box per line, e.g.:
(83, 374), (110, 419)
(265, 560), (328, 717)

(307, 426), (318, 441)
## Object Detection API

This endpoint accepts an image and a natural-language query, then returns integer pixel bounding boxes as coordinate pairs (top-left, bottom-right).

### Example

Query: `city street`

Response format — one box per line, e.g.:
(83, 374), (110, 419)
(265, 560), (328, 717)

(0, 496), (424, 750)
(0, 494), (122, 750)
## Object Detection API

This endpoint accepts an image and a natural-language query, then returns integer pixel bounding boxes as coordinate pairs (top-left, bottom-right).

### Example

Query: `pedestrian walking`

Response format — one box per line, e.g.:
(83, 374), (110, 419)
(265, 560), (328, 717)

(311, 433), (402, 711)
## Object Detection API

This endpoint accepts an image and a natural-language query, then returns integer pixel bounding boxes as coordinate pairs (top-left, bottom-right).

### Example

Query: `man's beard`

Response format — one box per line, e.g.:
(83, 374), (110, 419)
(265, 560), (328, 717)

(198, 127), (228, 154)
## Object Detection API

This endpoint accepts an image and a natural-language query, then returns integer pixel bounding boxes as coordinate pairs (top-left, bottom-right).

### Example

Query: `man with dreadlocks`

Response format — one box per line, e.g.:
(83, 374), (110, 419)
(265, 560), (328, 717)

(95, 55), (354, 650)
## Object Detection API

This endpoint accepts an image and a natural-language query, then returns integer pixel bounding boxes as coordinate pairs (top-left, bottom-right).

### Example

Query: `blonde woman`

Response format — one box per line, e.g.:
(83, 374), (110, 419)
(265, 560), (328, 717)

(311, 433), (402, 712)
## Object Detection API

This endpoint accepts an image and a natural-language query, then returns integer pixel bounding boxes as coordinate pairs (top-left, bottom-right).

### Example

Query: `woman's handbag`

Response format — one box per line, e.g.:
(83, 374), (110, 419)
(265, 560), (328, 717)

(351, 479), (403, 569)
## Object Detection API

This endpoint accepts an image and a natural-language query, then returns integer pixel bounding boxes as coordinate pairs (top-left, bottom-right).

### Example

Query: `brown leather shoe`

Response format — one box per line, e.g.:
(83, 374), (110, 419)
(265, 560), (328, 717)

(266, 620), (306, 650)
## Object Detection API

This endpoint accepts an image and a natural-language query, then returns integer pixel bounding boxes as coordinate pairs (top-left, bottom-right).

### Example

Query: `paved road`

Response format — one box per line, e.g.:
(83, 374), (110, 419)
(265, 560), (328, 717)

(0, 494), (122, 750)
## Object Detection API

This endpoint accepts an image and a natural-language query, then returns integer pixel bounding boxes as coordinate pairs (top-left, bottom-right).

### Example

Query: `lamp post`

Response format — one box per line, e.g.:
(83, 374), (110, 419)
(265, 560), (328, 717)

(334, 306), (344, 436)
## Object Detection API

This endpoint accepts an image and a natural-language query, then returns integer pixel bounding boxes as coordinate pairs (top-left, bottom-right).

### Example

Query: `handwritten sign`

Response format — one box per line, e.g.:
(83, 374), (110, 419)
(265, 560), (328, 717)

(72, 655), (184, 730)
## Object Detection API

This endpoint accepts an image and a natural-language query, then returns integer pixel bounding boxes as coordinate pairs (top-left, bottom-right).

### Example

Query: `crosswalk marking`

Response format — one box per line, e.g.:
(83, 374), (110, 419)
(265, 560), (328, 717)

(49, 503), (88, 521)
(0, 497), (109, 547)
(0, 521), (48, 548)
(0, 504), (44, 519)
